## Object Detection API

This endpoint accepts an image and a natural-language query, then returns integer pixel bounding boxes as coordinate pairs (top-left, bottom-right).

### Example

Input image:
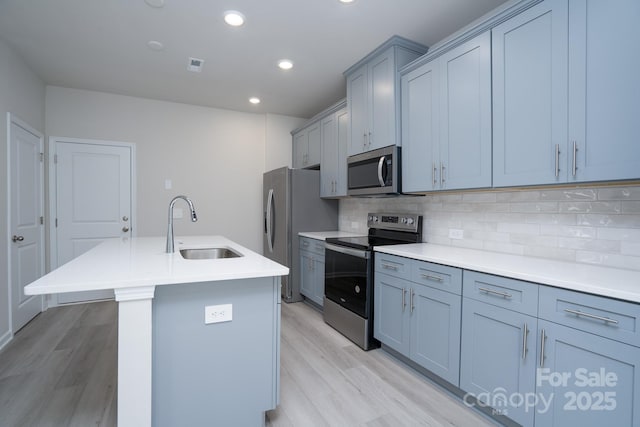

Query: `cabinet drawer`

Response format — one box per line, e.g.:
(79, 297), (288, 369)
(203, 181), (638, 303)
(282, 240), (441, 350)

(299, 237), (324, 256)
(539, 286), (640, 348)
(411, 261), (462, 295)
(463, 271), (538, 316)
(375, 253), (411, 281)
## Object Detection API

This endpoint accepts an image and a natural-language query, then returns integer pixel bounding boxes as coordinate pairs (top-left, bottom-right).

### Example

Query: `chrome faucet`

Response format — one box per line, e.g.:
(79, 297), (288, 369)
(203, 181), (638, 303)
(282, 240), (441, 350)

(166, 195), (198, 253)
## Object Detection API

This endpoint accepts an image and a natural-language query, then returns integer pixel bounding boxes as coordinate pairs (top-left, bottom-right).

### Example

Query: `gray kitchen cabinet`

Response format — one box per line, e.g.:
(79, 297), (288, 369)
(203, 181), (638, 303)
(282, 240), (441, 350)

(374, 254), (462, 386)
(299, 236), (325, 307)
(493, 0), (640, 187)
(345, 36), (427, 156)
(535, 286), (640, 427)
(401, 31), (491, 192)
(293, 121), (321, 169)
(461, 272), (540, 427)
(320, 103), (348, 198)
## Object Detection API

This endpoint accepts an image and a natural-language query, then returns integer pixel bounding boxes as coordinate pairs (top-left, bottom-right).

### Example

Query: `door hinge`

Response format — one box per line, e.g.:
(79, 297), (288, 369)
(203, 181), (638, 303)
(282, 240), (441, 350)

(54, 154), (58, 164)
(40, 216), (44, 225)
(55, 218), (58, 227)
(40, 152), (44, 162)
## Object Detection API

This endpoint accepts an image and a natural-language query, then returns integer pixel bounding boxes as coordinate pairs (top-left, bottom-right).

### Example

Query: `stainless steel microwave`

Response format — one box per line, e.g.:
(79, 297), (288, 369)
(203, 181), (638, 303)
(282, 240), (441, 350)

(347, 145), (400, 196)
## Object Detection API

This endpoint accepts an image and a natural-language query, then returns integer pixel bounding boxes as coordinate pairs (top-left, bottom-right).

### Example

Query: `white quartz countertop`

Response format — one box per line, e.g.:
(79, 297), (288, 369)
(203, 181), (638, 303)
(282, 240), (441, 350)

(298, 231), (365, 240)
(25, 236), (289, 295)
(375, 244), (640, 303)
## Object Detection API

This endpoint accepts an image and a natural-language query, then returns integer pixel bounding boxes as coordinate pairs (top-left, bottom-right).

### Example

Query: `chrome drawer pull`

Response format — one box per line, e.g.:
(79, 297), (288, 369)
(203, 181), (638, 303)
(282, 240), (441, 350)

(421, 273), (443, 282)
(478, 287), (512, 299)
(402, 288), (406, 311)
(539, 329), (546, 368)
(410, 289), (415, 314)
(382, 264), (398, 271)
(564, 308), (619, 324)
(522, 323), (529, 361)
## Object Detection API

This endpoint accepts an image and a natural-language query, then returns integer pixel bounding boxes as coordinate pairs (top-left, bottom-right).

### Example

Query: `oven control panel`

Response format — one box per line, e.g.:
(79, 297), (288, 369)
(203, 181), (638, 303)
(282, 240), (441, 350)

(367, 213), (422, 232)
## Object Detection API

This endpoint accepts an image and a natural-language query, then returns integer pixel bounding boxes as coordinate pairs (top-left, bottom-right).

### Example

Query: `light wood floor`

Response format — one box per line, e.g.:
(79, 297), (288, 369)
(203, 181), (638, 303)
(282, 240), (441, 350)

(0, 300), (495, 426)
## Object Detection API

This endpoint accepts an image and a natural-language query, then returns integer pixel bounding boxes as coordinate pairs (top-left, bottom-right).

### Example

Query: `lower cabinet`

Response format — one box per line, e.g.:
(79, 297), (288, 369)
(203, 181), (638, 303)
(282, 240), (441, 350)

(299, 237), (325, 307)
(374, 254), (462, 386)
(460, 297), (538, 427)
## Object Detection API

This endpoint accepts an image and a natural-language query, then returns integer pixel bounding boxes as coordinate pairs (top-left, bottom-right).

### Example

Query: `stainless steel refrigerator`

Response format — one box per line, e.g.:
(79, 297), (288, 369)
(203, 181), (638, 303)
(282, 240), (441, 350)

(263, 167), (338, 302)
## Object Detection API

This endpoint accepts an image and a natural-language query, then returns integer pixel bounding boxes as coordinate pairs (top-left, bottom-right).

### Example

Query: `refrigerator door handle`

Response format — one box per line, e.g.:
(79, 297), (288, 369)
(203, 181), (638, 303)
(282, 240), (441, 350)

(266, 188), (275, 253)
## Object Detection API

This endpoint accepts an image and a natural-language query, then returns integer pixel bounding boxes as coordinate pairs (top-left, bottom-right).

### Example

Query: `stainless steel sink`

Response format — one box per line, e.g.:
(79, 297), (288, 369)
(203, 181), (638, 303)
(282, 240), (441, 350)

(179, 247), (242, 260)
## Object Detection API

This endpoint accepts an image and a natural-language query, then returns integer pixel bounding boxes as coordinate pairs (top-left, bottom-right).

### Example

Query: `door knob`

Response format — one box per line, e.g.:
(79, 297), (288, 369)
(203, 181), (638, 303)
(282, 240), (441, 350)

(122, 226), (130, 233)
(12, 235), (24, 242)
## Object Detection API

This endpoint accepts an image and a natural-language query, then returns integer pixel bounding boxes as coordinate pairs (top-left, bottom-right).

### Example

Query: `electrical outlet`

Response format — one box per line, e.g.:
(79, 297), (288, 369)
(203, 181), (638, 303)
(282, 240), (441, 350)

(449, 228), (464, 240)
(205, 304), (232, 324)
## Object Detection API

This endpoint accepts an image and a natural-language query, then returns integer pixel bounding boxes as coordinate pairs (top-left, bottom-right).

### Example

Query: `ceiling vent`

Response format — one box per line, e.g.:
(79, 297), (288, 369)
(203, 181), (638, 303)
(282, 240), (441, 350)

(187, 57), (204, 72)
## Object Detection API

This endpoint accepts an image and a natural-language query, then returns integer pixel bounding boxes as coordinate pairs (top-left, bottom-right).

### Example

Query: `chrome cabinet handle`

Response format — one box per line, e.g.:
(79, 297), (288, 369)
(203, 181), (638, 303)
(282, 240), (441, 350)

(478, 287), (512, 299)
(522, 323), (529, 361)
(572, 141), (578, 177)
(539, 329), (546, 368)
(368, 131), (372, 147)
(432, 163), (437, 187)
(410, 289), (415, 314)
(12, 235), (24, 242)
(440, 162), (446, 184)
(402, 288), (406, 311)
(382, 263), (398, 271)
(421, 273), (443, 282)
(555, 144), (560, 178)
(363, 132), (367, 150)
(122, 226), (130, 233)
(564, 308), (618, 324)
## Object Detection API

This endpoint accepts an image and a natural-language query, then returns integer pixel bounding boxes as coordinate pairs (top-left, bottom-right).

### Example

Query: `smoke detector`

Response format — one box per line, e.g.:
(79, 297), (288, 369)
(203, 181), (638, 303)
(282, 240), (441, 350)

(187, 57), (204, 72)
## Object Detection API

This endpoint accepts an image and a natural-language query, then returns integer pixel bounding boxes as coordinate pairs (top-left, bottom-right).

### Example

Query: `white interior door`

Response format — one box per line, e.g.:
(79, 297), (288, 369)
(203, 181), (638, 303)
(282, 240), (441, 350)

(52, 139), (134, 304)
(8, 114), (45, 332)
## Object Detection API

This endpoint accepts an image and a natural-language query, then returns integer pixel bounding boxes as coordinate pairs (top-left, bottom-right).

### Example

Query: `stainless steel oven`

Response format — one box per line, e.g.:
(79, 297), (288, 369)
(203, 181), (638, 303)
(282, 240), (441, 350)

(347, 145), (400, 196)
(324, 213), (422, 350)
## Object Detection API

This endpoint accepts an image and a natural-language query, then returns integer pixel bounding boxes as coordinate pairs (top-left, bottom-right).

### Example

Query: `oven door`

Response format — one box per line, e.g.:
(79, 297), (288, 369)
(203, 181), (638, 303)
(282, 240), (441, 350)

(324, 243), (371, 319)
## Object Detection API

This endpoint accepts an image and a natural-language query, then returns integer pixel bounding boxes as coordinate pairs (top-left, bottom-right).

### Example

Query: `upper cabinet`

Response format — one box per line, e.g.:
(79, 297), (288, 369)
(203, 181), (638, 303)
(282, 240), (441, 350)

(345, 36), (427, 156)
(493, 0), (640, 187)
(401, 32), (492, 192)
(320, 104), (348, 198)
(292, 121), (321, 169)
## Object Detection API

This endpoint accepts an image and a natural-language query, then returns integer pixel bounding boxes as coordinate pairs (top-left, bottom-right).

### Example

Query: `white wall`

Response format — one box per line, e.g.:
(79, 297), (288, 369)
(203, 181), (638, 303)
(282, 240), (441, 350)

(340, 184), (640, 271)
(0, 39), (46, 348)
(46, 87), (303, 253)
(265, 113), (306, 171)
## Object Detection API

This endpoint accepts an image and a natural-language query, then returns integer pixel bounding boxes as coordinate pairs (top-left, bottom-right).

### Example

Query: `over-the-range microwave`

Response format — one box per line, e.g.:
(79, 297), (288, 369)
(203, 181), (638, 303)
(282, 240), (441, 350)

(347, 145), (400, 196)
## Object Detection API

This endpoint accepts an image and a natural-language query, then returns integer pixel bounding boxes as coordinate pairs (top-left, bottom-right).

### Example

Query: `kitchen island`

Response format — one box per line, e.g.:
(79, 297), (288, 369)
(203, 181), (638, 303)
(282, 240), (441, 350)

(25, 236), (288, 427)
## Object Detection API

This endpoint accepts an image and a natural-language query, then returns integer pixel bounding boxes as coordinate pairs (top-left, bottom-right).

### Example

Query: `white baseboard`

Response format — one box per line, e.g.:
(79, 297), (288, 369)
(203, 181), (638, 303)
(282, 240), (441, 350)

(0, 329), (13, 352)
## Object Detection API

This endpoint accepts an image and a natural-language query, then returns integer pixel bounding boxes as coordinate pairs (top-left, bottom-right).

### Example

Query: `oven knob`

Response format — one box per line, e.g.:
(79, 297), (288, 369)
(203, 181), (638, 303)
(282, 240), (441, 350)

(355, 285), (361, 294)
(368, 215), (373, 222)
(400, 217), (407, 224)
(407, 217), (415, 225)
(372, 216), (378, 222)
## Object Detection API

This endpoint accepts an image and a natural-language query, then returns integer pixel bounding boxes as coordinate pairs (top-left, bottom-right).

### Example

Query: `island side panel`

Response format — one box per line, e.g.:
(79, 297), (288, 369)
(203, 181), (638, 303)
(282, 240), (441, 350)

(152, 277), (279, 427)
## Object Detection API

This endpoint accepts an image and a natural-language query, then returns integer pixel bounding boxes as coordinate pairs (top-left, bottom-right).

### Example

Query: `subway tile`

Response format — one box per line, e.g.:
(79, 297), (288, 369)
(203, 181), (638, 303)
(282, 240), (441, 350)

(440, 203), (474, 213)
(509, 233), (558, 247)
(597, 186), (640, 201)
(451, 239), (484, 250)
(483, 241), (525, 255)
(467, 229), (510, 242)
(557, 237), (621, 252)
(525, 213), (577, 226)
(540, 188), (597, 201)
(509, 202), (559, 213)
(483, 212), (529, 224)
(472, 202), (510, 213)
(621, 242), (640, 257)
(497, 222), (540, 235)
(577, 214), (640, 228)
(462, 192), (497, 203)
(558, 201), (621, 214)
(523, 246), (576, 262)
(430, 193), (463, 203)
(496, 190), (541, 202)
(540, 224), (596, 238)
(622, 201), (640, 214)
(596, 227), (640, 241)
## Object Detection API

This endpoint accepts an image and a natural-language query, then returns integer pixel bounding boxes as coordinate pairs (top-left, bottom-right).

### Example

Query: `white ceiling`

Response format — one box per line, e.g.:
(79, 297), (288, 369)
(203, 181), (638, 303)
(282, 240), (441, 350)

(0, 0), (507, 118)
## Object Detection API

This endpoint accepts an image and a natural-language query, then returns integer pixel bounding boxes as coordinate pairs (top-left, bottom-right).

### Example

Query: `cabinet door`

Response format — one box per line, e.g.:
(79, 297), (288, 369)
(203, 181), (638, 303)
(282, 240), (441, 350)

(440, 31), (492, 190)
(299, 250), (313, 298)
(292, 130), (307, 169)
(320, 113), (337, 197)
(492, 0), (568, 187)
(312, 254), (325, 307)
(568, 0), (640, 182)
(369, 48), (395, 151)
(347, 64), (369, 155)
(536, 320), (640, 427)
(401, 59), (439, 193)
(306, 122), (321, 167)
(334, 108), (348, 196)
(461, 298), (538, 426)
(374, 273), (410, 355)
(411, 284), (461, 386)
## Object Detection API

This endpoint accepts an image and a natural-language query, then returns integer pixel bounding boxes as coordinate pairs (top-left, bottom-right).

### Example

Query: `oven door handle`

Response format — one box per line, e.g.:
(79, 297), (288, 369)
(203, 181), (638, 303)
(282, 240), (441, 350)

(325, 243), (370, 259)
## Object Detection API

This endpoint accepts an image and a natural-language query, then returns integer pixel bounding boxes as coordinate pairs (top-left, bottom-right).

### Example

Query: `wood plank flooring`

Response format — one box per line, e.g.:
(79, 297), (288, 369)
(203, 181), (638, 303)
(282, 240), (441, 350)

(0, 300), (496, 426)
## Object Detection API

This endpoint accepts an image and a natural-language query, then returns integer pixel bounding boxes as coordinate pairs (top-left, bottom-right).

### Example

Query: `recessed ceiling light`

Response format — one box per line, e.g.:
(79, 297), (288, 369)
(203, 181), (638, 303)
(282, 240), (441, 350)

(249, 97), (261, 104)
(224, 10), (245, 27)
(147, 40), (165, 51)
(278, 59), (293, 70)
(144, 0), (165, 8)
(338, 0), (355, 3)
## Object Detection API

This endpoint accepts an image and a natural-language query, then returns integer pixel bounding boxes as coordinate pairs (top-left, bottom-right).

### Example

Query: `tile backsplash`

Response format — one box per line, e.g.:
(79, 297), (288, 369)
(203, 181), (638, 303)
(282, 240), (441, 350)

(339, 184), (640, 271)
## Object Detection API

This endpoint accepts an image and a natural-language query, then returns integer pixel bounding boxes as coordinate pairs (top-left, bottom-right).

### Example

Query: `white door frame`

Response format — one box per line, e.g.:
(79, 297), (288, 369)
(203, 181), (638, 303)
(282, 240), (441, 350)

(48, 136), (137, 306)
(6, 112), (45, 332)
